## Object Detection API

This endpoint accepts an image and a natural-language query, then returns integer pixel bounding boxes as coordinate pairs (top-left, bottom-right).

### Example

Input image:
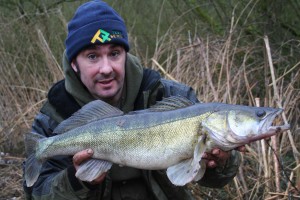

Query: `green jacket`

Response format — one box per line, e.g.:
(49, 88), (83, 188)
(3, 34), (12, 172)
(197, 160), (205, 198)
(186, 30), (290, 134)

(23, 53), (240, 200)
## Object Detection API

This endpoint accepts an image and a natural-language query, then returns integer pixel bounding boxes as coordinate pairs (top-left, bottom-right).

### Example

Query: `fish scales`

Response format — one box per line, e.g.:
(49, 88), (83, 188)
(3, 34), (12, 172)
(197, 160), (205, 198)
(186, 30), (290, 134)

(39, 107), (209, 169)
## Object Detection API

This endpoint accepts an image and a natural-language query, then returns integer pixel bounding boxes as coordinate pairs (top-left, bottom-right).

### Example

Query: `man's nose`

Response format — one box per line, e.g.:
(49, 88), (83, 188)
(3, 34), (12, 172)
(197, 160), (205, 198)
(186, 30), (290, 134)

(98, 57), (113, 74)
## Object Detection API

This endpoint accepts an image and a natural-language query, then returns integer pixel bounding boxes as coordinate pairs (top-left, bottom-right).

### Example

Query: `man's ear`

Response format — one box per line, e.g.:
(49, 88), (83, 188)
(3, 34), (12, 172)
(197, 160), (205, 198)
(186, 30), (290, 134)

(71, 60), (78, 72)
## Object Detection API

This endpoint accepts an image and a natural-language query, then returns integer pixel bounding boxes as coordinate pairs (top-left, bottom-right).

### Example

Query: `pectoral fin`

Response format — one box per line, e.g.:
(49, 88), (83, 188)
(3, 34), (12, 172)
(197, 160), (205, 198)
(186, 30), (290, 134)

(166, 135), (207, 186)
(193, 159), (206, 181)
(75, 159), (112, 182)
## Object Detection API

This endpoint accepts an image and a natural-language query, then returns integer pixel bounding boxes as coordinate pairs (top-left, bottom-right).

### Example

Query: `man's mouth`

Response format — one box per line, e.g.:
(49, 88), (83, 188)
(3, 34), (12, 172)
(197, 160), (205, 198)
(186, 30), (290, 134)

(98, 79), (113, 84)
(96, 78), (114, 87)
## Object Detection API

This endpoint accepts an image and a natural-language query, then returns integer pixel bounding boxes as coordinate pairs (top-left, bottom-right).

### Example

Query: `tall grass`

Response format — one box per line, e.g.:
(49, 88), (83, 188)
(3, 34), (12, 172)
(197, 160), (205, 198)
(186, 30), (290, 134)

(0, 11), (64, 154)
(0, 1), (299, 199)
(148, 11), (300, 199)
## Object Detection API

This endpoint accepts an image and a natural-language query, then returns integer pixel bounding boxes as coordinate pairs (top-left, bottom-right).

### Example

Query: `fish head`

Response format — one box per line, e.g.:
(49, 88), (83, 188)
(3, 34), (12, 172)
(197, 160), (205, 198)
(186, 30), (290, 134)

(202, 104), (290, 149)
(227, 106), (289, 140)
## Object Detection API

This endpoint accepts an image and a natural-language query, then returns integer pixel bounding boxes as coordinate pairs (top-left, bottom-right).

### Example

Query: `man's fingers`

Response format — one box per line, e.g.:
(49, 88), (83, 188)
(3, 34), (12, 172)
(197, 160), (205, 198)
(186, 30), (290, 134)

(203, 146), (246, 169)
(203, 149), (230, 160)
(207, 160), (217, 168)
(212, 149), (230, 160)
(72, 149), (106, 184)
(203, 148), (230, 168)
(73, 149), (93, 167)
(235, 145), (247, 152)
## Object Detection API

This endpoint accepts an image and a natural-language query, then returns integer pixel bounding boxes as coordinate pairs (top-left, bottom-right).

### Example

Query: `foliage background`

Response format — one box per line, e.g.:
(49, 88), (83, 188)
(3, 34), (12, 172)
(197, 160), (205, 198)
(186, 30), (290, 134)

(0, 0), (299, 199)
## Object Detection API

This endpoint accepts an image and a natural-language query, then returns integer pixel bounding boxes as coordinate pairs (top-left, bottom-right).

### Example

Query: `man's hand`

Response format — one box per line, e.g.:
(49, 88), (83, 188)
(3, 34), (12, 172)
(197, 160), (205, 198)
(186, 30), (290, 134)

(73, 149), (106, 185)
(203, 146), (246, 168)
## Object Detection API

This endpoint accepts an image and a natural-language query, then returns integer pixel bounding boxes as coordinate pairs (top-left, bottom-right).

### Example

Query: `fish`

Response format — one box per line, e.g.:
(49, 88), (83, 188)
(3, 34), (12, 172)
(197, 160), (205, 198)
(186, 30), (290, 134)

(24, 96), (290, 187)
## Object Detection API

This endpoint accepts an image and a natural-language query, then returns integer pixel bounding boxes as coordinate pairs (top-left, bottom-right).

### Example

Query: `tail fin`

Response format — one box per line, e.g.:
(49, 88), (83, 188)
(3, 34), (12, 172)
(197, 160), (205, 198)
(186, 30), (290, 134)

(24, 132), (46, 187)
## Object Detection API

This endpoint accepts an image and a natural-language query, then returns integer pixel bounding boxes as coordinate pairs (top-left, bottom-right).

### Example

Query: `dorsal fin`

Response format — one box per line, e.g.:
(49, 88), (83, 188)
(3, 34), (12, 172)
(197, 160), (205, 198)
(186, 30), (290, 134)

(54, 100), (123, 134)
(149, 96), (194, 112)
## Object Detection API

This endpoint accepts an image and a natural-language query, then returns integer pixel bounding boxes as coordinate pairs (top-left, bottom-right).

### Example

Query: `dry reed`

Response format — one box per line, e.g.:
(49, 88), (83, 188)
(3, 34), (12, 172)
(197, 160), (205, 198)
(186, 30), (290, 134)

(0, 10), (64, 199)
(142, 6), (300, 198)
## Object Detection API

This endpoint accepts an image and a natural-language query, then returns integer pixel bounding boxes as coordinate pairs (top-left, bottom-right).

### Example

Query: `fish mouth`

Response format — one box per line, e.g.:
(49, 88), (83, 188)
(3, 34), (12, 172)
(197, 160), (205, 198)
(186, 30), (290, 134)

(249, 109), (290, 143)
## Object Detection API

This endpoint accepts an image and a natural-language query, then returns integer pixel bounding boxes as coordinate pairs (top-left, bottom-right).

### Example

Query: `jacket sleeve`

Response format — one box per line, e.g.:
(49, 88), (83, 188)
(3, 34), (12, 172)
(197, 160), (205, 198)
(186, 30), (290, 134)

(23, 111), (103, 200)
(159, 79), (241, 188)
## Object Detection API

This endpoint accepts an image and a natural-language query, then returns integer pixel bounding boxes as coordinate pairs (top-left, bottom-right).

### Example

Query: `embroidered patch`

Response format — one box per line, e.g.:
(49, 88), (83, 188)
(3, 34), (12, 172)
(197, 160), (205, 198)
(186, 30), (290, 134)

(91, 29), (111, 43)
(91, 29), (123, 44)
(110, 30), (123, 39)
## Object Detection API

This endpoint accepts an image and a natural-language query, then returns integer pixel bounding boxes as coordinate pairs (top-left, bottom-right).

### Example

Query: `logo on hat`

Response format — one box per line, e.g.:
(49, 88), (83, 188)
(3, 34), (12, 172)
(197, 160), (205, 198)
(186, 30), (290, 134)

(91, 29), (112, 44)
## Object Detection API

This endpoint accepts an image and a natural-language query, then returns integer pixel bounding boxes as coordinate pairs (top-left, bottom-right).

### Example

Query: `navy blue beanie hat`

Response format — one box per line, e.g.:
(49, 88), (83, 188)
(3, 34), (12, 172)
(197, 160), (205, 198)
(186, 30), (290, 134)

(65, 0), (129, 62)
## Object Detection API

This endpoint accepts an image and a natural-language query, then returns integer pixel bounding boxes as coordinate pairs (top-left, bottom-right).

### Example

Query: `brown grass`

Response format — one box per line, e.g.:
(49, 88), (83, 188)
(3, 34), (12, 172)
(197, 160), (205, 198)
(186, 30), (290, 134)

(0, 153), (24, 200)
(0, 12), (64, 199)
(147, 17), (300, 199)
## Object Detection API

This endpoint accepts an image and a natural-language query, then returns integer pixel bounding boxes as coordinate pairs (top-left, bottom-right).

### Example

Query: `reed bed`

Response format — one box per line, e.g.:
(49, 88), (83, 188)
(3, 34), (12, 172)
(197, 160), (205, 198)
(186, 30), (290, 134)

(148, 18), (300, 199)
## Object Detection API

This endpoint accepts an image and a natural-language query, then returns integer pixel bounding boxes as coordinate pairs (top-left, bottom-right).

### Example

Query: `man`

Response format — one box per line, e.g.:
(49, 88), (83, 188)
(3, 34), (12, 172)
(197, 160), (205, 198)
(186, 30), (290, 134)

(23, 1), (242, 199)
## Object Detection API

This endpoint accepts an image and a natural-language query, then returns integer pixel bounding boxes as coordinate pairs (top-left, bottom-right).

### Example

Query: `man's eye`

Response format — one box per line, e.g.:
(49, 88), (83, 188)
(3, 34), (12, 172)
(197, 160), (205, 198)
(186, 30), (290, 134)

(110, 51), (120, 57)
(87, 54), (97, 60)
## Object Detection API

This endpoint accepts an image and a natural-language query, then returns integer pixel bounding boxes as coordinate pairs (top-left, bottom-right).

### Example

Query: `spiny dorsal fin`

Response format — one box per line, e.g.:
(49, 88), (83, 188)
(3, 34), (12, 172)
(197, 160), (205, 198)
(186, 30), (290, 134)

(149, 96), (195, 112)
(54, 100), (123, 134)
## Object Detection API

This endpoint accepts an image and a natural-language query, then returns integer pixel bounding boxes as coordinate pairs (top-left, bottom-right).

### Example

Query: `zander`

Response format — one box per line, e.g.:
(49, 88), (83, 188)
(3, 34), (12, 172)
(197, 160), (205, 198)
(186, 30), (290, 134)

(24, 96), (290, 187)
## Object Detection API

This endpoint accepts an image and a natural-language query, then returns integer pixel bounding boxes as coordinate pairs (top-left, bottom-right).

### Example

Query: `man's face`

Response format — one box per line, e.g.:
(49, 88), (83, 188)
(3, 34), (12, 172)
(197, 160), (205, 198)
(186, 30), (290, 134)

(71, 44), (126, 105)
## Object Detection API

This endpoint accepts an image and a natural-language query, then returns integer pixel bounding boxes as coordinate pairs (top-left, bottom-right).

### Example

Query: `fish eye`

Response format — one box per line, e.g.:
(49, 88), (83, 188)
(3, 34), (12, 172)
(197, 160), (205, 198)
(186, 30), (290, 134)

(256, 110), (266, 118)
